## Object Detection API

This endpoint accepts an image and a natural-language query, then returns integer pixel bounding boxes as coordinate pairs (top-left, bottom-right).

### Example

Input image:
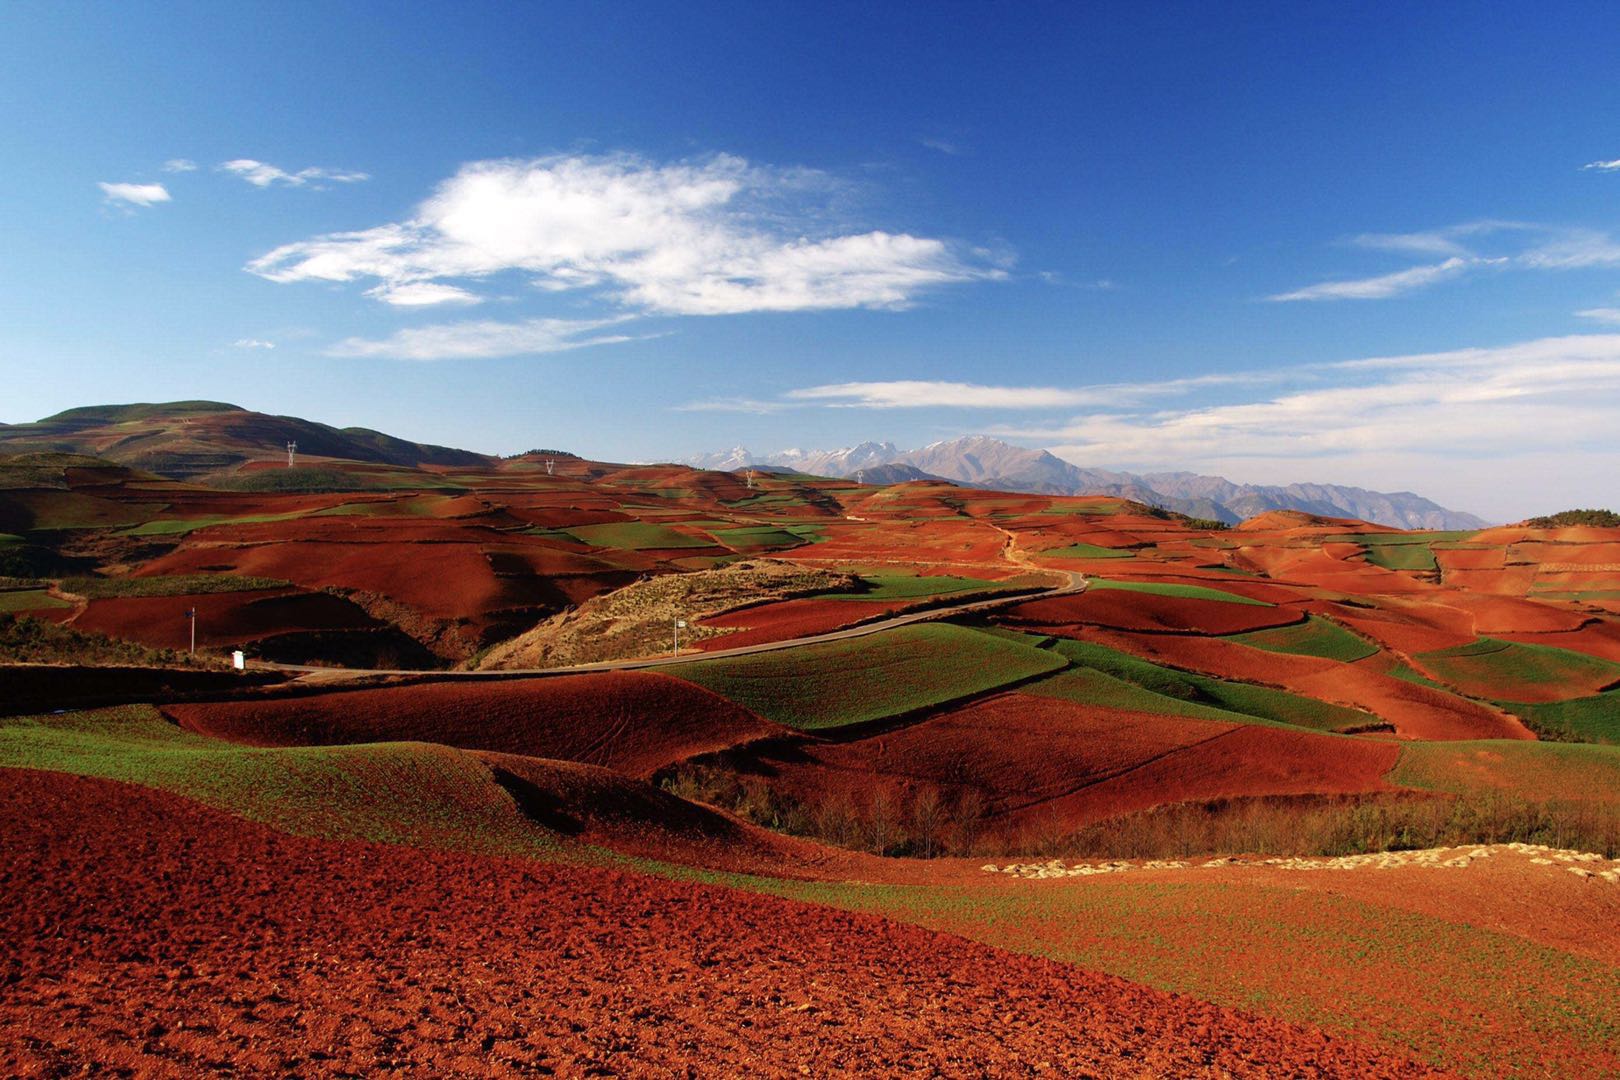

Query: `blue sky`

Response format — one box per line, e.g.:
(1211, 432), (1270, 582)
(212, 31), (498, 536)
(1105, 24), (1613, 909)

(3, 2), (1619, 519)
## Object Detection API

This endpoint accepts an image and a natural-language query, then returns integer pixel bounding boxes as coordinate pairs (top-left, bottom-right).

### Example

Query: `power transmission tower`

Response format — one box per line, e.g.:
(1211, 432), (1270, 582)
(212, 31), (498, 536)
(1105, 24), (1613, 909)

(286, 441), (297, 468)
(545, 458), (555, 477)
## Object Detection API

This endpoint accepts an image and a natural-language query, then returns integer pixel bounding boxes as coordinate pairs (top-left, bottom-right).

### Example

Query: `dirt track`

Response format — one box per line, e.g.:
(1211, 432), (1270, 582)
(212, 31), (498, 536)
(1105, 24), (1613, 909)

(0, 768), (1442, 1078)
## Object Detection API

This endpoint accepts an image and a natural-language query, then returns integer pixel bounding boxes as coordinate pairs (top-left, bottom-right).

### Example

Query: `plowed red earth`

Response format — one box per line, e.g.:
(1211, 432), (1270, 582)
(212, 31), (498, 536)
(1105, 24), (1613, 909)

(0, 769), (1436, 1078)
(695, 597), (912, 650)
(1002, 590), (1303, 635)
(168, 672), (778, 779)
(73, 589), (379, 649)
(729, 694), (1397, 831)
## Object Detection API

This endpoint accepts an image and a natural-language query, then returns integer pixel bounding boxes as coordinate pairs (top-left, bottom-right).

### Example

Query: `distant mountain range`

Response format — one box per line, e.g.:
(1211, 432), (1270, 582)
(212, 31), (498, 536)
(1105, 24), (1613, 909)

(684, 435), (1490, 530)
(0, 402), (1490, 529)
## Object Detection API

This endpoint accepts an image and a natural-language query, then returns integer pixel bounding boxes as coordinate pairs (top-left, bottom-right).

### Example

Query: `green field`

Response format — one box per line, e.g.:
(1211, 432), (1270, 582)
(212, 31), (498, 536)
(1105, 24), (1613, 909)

(821, 572), (1005, 601)
(568, 520), (717, 550)
(1361, 543), (1438, 571)
(1226, 615), (1379, 663)
(1035, 635), (1381, 732)
(60, 573), (290, 599)
(1501, 691), (1620, 745)
(709, 525), (810, 550)
(1039, 543), (1136, 559)
(0, 706), (560, 854)
(672, 624), (1065, 730)
(1087, 578), (1273, 606)
(1392, 739), (1620, 809)
(1415, 637), (1620, 702)
(0, 589), (71, 612)
(123, 509), (315, 536)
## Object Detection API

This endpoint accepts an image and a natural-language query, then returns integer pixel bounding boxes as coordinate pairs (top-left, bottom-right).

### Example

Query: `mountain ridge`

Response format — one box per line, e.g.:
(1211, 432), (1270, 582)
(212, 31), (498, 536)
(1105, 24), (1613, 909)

(682, 435), (1491, 530)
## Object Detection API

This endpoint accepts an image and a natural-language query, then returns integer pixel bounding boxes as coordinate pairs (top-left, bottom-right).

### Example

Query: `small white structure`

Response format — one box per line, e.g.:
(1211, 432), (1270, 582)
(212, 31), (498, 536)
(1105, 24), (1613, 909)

(232, 650), (246, 671)
(673, 618), (687, 656)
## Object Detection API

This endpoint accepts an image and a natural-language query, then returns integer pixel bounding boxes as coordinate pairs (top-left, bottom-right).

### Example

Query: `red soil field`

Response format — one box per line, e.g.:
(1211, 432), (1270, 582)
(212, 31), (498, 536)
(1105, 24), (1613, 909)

(1311, 597), (1480, 654)
(141, 540), (531, 632)
(1001, 590), (1304, 635)
(168, 671), (779, 779)
(1087, 629), (1534, 741)
(1009, 721), (1401, 829)
(1443, 593), (1592, 635)
(0, 770), (1437, 1077)
(72, 589), (380, 649)
(694, 596), (912, 651)
(729, 693), (1396, 833)
(1493, 620), (1620, 662)
(1434, 548), (1506, 572)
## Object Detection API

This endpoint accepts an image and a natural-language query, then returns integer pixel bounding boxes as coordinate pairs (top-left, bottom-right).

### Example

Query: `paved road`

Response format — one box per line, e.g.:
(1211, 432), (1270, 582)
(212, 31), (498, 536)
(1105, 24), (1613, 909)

(264, 569), (1087, 683)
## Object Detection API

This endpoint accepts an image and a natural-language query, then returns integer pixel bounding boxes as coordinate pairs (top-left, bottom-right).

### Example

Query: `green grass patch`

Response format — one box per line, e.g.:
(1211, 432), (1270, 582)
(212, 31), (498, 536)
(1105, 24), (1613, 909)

(820, 572), (1004, 601)
(123, 509), (313, 536)
(0, 706), (560, 854)
(1039, 543), (1136, 559)
(1036, 635), (1380, 732)
(672, 624), (1065, 730)
(711, 525), (809, 550)
(1024, 667), (1261, 726)
(1226, 616), (1379, 663)
(1324, 530), (1477, 546)
(568, 520), (716, 550)
(60, 573), (290, 599)
(1499, 691), (1620, 746)
(1393, 739), (1620, 812)
(0, 533), (22, 545)
(0, 589), (71, 612)
(1087, 578), (1273, 606)
(1362, 543), (1438, 571)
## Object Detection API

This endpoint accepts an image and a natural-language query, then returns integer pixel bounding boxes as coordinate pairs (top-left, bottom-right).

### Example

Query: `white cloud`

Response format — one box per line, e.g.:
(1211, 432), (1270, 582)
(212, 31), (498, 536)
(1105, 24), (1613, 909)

(1267, 256), (1494, 301)
(98, 181), (170, 208)
(326, 316), (637, 361)
(162, 159), (198, 173)
(365, 282), (482, 307)
(231, 338), (276, 349)
(977, 334), (1620, 520)
(1582, 158), (1620, 172)
(1575, 306), (1620, 325)
(248, 153), (999, 314)
(221, 159), (370, 188)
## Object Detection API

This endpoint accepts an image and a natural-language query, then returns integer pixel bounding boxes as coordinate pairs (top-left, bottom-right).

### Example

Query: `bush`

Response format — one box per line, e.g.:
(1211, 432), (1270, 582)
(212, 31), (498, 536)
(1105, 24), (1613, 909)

(1524, 508), (1620, 528)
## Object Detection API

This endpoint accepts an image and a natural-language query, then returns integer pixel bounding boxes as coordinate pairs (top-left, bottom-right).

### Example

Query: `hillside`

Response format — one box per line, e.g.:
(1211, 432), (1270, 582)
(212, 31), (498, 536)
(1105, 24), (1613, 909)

(0, 401), (489, 479)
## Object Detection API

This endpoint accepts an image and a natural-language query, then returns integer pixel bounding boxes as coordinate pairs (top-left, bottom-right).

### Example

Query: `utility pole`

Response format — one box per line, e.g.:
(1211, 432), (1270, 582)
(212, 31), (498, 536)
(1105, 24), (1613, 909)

(673, 617), (686, 657)
(186, 607), (197, 656)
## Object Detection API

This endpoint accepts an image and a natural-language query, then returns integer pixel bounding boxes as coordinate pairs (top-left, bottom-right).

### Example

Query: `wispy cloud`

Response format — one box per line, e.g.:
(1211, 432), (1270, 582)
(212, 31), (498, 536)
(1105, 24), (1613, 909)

(98, 181), (170, 209)
(221, 159), (370, 189)
(231, 338), (276, 349)
(973, 334), (1620, 516)
(365, 282), (482, 307)
(248, 152), (1002, 313)
(1274, 219), (1620, 302)
(326, 316), (638, 361)
(715, 370), (1285, 413)
(1575, 306), (1620, 325)
(162, 158), (198, 173)
(1267, 256), (1496, 301)
(673, 397), (789, 414)
(1582, 158), (1620, 172)
(917, 136), (964, 156)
